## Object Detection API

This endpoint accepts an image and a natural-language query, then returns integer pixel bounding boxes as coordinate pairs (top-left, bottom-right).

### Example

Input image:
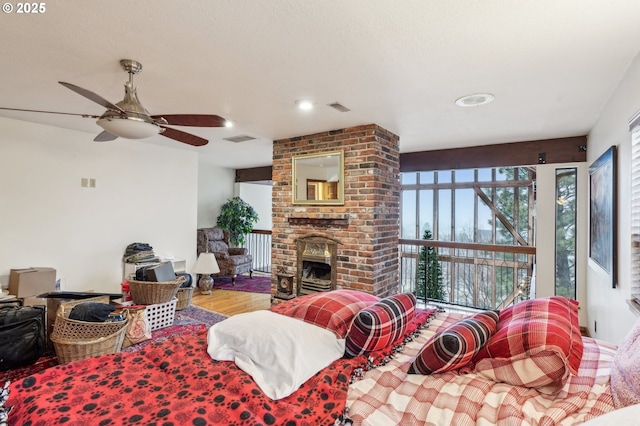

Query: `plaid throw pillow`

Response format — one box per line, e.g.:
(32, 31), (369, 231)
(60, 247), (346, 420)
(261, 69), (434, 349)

(408, 310), (499, 375)
(273, 290), (379, 338)
(345, 293), (416, 358)
(472, 296), (584, 393)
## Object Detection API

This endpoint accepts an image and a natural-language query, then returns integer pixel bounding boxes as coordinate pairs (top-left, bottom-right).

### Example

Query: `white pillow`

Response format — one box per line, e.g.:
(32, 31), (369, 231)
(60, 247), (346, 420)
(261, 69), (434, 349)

(207, 310), (346, 400)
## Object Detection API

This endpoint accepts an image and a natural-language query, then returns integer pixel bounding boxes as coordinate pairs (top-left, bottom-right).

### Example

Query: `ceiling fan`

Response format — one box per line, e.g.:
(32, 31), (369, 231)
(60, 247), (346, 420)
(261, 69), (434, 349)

(0, 59), (228, 146)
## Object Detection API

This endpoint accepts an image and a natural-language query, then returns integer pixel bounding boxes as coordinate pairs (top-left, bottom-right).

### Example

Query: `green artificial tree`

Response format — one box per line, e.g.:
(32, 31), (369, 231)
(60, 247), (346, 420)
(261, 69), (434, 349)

(216, 196), (259, 247)
(415, 229), (445, 301)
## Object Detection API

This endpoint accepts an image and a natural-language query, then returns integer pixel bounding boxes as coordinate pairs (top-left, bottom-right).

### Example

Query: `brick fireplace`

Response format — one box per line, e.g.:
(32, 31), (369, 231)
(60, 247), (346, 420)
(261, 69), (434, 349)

(271, 124), (400, 299)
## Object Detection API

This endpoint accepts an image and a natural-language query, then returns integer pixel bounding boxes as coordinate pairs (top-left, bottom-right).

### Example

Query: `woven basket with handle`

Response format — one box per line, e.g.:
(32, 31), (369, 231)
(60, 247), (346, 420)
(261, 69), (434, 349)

(127, 276), (185, 305)
(51, 303), (128, 364)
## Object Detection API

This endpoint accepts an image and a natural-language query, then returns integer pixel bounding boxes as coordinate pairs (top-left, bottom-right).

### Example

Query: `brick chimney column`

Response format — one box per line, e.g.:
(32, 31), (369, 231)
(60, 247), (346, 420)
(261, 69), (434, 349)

(271, 124), (400, 298)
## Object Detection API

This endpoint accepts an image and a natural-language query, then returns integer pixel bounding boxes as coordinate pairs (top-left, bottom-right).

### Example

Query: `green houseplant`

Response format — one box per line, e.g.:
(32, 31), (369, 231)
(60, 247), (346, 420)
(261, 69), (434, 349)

(415, 229), (445, 301)
(216, 196), (259, 247)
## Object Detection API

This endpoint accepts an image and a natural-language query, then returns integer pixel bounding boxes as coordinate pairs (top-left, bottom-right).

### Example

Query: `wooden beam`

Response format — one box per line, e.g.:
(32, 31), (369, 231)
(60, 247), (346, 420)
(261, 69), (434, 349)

(399, 136), (587, 172)
(236, 166), (273, 182)
(236, 136), (587, 180)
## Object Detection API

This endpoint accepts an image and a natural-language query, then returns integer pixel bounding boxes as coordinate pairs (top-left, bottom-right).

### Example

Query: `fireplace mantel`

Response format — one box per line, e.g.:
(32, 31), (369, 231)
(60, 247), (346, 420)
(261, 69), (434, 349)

(287, 216), (349, 226)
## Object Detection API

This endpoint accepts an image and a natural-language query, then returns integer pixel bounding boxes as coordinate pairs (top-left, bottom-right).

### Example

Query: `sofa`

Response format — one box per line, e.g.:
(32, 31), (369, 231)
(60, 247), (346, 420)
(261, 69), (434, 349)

(196, 227), (253, 284)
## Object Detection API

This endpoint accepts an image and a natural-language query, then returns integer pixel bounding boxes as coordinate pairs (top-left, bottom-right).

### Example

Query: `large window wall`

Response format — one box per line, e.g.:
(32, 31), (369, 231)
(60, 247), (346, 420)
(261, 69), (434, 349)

(400, 167), (536, 309)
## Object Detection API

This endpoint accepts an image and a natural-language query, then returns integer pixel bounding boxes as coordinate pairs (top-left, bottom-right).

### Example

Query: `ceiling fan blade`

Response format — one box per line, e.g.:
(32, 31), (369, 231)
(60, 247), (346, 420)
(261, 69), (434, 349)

(94, 130), (118, 142)
(160, 126), (208, 146)
(0, 106), (99, 119)
(59, 82), (126, 114)
(151, 114), (226, 127)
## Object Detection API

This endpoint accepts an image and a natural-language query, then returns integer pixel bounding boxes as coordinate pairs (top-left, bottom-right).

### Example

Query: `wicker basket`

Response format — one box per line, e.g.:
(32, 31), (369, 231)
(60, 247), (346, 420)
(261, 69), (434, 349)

(176, 286), (194, 310)
(49, 295), (111, 337)
(127, 276), (185, 305)
(51, 304), (128, 364)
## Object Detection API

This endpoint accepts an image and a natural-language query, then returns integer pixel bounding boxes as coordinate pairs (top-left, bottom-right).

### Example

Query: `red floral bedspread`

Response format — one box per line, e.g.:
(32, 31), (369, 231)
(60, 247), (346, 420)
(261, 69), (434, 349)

(8, 330), (361, 425)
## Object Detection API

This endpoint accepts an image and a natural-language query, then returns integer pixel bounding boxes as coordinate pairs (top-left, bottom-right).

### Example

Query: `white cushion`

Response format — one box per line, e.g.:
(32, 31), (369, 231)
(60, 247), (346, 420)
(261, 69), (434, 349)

(207, 310), (346, 400)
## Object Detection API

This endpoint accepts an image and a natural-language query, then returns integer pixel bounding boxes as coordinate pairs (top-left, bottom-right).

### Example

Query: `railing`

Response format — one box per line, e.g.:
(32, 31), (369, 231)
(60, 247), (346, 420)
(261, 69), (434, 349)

(244, 230), (272, 273)
(399, 238), (535, 311)
(242, 231), (533, 309)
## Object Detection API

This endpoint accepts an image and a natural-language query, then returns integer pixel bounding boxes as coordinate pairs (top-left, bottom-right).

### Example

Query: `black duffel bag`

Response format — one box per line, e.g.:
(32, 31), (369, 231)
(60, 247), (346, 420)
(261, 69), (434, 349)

(0, 305), (46, 371)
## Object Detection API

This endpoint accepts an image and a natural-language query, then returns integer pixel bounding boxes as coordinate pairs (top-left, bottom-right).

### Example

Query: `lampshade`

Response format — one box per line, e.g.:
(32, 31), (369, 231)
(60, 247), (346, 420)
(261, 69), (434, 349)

(192, 252), (220, 275)
(97, 116), (161, 139)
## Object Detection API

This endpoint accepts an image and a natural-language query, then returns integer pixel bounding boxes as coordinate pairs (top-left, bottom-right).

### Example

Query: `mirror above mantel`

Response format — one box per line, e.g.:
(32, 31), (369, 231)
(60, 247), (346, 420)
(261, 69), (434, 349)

(292, 150), (344, 205)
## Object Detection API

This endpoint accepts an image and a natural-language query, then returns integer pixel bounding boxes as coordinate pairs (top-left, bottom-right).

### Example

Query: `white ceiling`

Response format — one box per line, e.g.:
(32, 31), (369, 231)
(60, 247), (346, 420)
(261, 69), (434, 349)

(2, 1), (640, 169)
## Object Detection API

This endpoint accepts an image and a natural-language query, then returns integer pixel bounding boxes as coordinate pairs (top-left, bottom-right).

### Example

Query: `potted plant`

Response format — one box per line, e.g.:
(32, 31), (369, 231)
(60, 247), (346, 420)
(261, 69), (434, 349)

(216, 196), (259, 246)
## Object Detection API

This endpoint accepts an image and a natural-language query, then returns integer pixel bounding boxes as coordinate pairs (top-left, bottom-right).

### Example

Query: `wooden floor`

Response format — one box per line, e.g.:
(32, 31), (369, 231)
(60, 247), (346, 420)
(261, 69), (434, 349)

(191, 289), (271, 316)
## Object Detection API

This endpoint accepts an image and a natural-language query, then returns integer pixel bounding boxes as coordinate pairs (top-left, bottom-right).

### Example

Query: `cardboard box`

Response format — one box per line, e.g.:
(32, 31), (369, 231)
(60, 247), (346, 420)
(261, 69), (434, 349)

(9, 267), (57, 298)
(22, 297), (48, 307)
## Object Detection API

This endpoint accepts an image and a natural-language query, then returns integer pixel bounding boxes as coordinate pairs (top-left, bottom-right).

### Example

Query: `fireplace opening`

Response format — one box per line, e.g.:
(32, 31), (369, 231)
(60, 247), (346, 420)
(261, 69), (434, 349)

(303, 261), (331, 280)
(300, 261), (332, 293)
(296, 236), (338, 296)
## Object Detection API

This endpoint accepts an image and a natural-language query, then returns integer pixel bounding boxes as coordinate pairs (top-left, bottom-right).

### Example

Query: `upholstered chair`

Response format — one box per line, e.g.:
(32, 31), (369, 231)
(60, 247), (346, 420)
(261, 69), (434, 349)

(196, 228), (253, 284)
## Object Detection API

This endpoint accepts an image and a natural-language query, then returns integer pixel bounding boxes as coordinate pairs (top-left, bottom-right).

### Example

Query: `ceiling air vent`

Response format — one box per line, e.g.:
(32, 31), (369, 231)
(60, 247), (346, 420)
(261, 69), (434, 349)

(223, 135), (257, 143)
(327, 102), (351, 112)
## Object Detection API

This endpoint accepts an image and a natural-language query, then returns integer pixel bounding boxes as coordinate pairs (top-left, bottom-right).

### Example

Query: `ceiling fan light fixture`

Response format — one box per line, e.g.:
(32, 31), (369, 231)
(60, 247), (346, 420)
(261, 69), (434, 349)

(96, 116), (161, 139)
(455, 93), (495, 107)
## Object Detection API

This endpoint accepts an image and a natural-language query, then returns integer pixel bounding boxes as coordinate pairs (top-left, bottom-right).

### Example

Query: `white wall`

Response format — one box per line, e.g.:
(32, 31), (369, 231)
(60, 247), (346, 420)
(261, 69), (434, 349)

(586, 52), (640, 344)
(197, 159), (235, 228)
(235, 182), (273, 231)
(0, 117), (199, 294)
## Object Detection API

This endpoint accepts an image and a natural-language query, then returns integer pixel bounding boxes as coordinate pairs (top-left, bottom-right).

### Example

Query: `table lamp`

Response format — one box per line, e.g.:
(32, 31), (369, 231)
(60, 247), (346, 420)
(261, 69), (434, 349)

(192, 252), (220, 295)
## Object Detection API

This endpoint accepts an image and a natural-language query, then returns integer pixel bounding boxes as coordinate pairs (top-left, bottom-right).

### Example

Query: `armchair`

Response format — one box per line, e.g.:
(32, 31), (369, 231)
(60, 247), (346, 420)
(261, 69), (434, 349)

(197, 228), (253, 285)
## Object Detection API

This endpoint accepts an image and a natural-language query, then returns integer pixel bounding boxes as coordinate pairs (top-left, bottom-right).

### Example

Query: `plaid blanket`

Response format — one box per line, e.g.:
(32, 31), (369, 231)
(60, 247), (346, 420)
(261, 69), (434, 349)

(346, 312), (617, 426)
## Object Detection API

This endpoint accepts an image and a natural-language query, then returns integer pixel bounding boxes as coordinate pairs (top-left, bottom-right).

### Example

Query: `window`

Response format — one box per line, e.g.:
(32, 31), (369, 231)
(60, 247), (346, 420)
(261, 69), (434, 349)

(629, 111), (640, 300)
(555, 168), (577, 298)
(400, 167), (535, 309)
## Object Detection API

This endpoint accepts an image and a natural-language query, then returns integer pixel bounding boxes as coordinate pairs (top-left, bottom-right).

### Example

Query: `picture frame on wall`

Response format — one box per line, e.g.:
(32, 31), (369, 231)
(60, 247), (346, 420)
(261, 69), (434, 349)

(588, 145), (617, 288)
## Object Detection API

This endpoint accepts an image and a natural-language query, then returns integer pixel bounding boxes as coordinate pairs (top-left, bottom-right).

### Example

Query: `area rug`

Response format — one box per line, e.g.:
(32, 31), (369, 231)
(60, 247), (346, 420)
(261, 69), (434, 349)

(121, 305), (228, 352)
(173, 304), (228, 327)
(212, 274), (271, 293)
(0, 305), (227, 383)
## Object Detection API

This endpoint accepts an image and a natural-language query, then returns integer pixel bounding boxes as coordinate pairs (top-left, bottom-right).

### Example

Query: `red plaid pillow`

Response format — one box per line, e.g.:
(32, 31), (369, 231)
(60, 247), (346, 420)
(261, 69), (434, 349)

(345, 293), (416, 357)
(273, 290), (379, 338)
(472, 296), (584, 393)
(408, 310), (499, 374)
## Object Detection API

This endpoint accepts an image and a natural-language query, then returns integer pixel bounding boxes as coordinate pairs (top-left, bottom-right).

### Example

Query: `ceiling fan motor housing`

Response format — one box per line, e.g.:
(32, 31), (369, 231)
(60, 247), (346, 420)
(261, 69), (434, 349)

(96, 81), (162, 139)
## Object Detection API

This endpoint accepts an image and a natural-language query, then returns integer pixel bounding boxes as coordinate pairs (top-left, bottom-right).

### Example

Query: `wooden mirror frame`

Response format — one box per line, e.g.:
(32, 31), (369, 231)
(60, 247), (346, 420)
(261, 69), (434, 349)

(292, 150), (344, 205)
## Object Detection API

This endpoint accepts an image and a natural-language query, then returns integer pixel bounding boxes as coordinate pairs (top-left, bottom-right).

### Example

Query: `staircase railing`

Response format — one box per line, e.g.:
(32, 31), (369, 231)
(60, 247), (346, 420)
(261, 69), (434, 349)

(244, 230), (272, 273)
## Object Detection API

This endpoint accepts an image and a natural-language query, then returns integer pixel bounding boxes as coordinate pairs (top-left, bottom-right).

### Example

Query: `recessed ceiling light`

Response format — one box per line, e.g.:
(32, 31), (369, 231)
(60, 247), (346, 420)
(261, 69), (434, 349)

(455, 93), (495, 107)
(224, 120), (234, 128)
(295, 99), (314, 110)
